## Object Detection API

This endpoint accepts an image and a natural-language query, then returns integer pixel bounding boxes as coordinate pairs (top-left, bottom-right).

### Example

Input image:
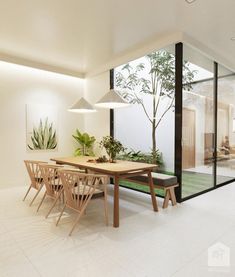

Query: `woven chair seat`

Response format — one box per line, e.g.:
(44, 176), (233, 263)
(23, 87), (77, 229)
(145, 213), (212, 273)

(73, 185), (104, 199)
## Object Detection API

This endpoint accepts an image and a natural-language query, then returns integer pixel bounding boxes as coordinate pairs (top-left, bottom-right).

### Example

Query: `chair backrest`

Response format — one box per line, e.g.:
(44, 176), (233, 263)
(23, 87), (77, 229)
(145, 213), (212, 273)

(24, 160), (47, 189)
(59, 170), (108, 212)
(39, 164), (64, 198)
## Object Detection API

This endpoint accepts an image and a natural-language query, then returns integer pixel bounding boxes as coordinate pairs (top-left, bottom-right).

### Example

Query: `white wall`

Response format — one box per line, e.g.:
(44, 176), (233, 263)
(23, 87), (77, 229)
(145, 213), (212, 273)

(84, 71), (110, 156)
(0, 61), (84, 187)
(114, 100), (152, 153)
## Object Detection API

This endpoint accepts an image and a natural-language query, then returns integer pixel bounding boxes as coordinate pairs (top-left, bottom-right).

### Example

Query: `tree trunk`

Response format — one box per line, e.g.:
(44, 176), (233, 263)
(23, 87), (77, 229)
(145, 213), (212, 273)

(152, 91), (157, 165)
(152, 120), (157, 164)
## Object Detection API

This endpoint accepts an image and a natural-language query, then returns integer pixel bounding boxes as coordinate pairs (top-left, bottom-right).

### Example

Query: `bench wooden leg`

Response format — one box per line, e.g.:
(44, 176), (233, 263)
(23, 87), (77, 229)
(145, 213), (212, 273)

(162, 189), (170, 209)
(169, 187), (177, 206)
(163, 187), (177, 208)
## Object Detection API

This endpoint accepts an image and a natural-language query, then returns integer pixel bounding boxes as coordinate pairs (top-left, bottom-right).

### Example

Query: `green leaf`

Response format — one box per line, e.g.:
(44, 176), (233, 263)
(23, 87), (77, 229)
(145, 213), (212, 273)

(72, 129), (96, 156)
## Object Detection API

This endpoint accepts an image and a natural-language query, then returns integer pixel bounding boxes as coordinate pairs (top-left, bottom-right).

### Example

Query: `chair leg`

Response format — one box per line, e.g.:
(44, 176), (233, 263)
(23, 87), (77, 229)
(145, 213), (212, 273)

(56, 203), (66, 226)
(103, 190), (109, 226)
(22, 185), (32, 201)
(62, 191), (65, 204)
(69, 206), (88, 236)
(69, 212), (82, 236)
(45, 191), (62, 218)
(37, 191), (47, 212)
(29, 185), (43, 206)
(162, 189), (170, 209)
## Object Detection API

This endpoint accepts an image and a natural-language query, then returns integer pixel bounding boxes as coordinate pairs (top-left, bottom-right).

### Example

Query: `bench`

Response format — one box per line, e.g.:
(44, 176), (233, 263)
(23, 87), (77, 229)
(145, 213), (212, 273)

(123, 172), (178, 209)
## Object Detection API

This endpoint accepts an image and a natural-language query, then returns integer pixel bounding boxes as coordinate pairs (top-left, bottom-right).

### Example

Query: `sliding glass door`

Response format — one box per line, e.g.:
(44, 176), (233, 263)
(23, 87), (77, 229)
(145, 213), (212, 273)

(216, 66), (235, 185)
(181, 44), (215, 199)
(179, 45), (235, 200)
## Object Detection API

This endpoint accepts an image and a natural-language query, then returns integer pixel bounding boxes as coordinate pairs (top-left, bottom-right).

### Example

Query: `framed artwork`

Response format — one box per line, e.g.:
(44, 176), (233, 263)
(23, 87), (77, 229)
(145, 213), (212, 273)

(26, 104), (58, 151)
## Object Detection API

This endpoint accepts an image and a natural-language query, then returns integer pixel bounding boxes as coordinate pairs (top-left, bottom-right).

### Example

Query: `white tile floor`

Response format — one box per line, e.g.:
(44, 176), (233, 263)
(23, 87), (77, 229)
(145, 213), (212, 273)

(1, 183), (235, 277)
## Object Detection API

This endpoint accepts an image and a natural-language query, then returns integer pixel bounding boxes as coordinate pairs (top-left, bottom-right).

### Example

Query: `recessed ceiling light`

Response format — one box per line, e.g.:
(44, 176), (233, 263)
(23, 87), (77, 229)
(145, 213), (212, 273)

(185, 0), (196, 3)
(231, 37), (235, 41)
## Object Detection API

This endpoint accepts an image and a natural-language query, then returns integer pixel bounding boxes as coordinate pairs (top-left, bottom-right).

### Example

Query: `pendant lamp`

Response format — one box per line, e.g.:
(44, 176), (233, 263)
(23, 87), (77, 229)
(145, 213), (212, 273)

(68, 97), (96, 113)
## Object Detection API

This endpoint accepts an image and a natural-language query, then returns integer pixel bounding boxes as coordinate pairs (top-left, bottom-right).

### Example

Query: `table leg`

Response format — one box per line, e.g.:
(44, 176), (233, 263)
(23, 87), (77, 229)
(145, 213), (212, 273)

(113, 175), (119, 227)
(148, 171), (158, 212)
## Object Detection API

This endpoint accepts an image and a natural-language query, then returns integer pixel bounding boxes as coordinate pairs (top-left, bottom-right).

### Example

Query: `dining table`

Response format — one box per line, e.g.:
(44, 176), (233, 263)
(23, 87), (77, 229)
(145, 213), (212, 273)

(51, 156), (158, 228)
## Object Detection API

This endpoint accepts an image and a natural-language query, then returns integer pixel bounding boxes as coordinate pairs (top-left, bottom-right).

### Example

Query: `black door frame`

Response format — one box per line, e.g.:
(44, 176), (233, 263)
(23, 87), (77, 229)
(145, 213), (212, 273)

(110, 69), (114, 137)
(174, 42), (183, 202)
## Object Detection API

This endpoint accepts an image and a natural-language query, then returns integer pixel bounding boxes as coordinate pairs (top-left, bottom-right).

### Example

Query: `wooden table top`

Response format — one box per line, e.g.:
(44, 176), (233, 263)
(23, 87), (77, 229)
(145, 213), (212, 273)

(51, 156), (157, 175)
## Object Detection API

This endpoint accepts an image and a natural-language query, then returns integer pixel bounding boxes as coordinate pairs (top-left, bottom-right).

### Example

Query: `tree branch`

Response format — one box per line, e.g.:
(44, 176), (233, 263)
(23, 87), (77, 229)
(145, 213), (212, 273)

(133, 92), (153, 123)
(154, 79), (162, 115)
(155, 95), (175, 128)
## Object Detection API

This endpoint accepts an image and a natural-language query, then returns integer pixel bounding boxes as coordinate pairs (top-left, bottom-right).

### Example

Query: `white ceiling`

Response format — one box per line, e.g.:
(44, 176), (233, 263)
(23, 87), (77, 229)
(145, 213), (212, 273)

(0, 0), (235, 77)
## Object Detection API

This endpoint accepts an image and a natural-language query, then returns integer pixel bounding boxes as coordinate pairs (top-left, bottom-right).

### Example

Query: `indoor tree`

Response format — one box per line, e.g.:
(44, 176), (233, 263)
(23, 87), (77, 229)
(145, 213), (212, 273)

(115, 50), (196, 164)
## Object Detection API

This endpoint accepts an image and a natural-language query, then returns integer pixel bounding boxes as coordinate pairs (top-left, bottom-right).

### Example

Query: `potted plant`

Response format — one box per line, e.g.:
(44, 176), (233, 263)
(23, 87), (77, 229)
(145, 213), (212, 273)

(72, 129), (96, 156)
(99, 136), (125, 163)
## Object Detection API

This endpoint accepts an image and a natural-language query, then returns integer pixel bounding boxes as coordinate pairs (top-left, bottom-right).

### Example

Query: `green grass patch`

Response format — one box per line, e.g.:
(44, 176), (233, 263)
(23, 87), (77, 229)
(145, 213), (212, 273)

(182, 171), (234, 198)
(119, 180), (165, 197)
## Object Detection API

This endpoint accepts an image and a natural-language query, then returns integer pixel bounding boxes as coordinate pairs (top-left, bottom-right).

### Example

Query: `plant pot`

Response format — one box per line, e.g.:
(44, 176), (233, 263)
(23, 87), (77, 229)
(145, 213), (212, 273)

(109, 157), (116, 163)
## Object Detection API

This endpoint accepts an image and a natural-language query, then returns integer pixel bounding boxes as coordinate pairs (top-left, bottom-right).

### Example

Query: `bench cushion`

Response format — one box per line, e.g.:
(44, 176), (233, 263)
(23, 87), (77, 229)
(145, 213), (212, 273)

(128, 173), (177, 187)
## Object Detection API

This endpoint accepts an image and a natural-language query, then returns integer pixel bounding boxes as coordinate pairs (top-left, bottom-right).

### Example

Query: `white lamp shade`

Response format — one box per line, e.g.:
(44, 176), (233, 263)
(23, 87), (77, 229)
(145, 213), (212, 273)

(68, 97), (96, 113)
(95, 89), (129, 109)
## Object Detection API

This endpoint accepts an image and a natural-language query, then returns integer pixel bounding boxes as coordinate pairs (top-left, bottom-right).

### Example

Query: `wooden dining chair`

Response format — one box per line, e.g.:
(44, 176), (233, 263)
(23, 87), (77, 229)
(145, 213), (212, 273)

(23, 160), (47, 206)
(59, 170), (109, 236)
(37, 164), (65, 217)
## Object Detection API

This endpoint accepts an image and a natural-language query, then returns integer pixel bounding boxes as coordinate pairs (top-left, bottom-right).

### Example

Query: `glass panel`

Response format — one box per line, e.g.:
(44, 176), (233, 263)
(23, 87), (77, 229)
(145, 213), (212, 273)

(182, 45), (215, 198)
(114, 45), (175, 195)
(217, 65), (235, 185)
